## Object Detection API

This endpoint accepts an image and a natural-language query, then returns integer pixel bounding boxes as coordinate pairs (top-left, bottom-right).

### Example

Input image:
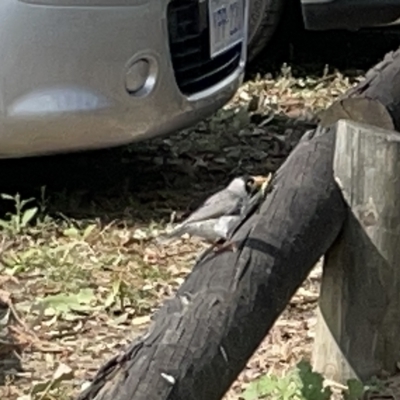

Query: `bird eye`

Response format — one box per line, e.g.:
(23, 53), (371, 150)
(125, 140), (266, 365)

(245, 177), (255, 191)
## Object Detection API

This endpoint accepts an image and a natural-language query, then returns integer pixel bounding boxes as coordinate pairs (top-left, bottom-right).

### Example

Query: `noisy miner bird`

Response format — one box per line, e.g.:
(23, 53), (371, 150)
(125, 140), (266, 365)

(220, 174), (273, 246)
(199, 172), (274, 258)
(156, 174), (270, 247)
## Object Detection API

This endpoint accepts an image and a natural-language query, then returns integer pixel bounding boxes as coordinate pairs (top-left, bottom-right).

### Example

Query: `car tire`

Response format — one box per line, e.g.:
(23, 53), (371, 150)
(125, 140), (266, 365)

(247, 0), (286, 63)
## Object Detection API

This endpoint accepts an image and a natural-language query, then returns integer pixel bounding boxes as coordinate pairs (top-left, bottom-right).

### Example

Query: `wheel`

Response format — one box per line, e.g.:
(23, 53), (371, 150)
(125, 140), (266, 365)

(247, 0), (286, 63)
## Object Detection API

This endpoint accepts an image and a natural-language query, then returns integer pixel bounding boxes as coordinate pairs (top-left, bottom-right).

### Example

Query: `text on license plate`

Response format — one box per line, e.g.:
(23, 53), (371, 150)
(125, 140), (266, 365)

(209, 0), (245, 59)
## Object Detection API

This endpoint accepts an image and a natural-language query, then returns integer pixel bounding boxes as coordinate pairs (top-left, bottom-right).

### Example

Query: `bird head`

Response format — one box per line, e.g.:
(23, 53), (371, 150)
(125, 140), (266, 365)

(227, 175), (270, 196)
(244, 174), (271, 195)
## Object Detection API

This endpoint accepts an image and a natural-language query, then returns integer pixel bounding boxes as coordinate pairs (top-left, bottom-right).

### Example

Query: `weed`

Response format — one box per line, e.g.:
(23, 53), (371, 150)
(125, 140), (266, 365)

(241, 360), (376, 400)
(0, 193), (38, 234)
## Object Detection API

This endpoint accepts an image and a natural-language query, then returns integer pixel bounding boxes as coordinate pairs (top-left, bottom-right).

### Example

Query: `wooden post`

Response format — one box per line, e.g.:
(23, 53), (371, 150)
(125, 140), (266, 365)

(312, 119), (400, 383)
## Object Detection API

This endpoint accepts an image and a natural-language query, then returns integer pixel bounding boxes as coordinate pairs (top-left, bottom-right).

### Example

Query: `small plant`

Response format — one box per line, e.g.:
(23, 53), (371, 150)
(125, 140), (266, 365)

(0, 193), (38, 234)
(343, 379), (365, 400)
(241, 370), (302, 400)
(240, 360), (369, 400)
(297, 360), (332, 400)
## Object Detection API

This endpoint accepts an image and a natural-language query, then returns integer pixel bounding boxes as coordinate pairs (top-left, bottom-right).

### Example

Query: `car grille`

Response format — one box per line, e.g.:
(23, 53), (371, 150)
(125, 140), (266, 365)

(167, 0), (242, 96)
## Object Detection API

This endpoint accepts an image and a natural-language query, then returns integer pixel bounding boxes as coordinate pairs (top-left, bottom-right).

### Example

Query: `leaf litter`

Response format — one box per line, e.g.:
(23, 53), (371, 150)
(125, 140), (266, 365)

(0, 64), (370, 400)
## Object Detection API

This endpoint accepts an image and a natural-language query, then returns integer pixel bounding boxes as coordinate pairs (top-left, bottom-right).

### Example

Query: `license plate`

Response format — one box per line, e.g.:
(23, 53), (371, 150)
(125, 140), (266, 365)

(209, 0), (245, 59)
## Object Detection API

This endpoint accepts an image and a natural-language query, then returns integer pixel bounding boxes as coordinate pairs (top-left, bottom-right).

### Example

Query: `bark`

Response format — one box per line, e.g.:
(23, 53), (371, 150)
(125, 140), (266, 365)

(343, 47), (400, 130)
(313, 120), (400, 382)
(77, 128), (346, 400)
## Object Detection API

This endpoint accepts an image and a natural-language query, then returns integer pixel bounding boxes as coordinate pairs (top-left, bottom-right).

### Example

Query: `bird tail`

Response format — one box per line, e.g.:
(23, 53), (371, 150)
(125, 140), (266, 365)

(154, 223), (187, 245)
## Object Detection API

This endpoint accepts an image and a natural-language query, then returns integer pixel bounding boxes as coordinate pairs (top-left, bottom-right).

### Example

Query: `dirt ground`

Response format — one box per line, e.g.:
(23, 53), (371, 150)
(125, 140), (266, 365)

(0, 28), (399, 400)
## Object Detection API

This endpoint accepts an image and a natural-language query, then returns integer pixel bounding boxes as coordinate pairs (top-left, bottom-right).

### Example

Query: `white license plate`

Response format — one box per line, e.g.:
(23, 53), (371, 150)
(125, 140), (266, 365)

(209, 0), (245, 59)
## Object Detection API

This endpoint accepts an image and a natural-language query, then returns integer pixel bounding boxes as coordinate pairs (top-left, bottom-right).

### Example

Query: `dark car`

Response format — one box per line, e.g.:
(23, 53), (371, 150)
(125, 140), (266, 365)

(247, 0), (400, 62)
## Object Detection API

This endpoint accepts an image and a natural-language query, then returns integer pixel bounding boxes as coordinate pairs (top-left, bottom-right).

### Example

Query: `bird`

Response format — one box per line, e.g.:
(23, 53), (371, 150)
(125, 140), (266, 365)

(207, 172), (274, 254)
(155, 174), (270, 246)
(192, 173), (274, 264)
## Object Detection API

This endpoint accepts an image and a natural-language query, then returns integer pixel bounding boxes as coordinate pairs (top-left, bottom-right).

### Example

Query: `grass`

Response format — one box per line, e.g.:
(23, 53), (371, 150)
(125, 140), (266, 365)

(0, 29), (399, 400)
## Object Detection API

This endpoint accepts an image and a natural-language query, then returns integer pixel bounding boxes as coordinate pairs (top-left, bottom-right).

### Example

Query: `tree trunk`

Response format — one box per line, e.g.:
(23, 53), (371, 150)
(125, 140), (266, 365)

(77, 128), (346, 400)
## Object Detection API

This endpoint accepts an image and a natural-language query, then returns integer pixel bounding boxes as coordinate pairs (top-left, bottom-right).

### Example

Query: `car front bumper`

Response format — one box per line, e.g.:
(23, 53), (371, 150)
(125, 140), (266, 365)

(0, 0), (248, 158)
(301, 0), (400, 30)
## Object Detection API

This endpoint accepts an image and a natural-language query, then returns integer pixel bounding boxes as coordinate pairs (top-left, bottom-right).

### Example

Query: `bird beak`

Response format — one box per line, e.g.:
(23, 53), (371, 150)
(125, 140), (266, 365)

(251, 174), (271, 188)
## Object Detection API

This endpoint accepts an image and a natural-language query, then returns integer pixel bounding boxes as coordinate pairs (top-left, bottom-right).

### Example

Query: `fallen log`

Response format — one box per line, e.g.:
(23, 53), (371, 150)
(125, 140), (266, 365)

(77, 127), (346, 400)
(341, 47), (400, 130)
(76, 47), (400, 400)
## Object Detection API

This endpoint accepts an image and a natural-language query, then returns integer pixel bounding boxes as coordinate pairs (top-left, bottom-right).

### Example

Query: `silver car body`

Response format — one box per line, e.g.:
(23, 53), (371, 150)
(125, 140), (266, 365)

(0, 0), (248, 158)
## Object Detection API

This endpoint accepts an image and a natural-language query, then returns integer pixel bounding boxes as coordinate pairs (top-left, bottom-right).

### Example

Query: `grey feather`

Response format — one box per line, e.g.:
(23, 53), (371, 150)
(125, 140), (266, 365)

(156, 176), (252, 244)
(181, 176), (249, 224)
(156, 216), (241, 245)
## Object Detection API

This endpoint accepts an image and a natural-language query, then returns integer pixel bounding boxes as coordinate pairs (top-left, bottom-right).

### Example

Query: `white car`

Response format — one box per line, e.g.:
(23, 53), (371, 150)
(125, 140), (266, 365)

(0, 0), (249, 158)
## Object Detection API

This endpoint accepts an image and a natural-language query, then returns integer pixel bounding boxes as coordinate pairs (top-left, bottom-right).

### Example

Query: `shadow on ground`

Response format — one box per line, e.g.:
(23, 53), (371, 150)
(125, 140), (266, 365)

(0, 110), (314, 224)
